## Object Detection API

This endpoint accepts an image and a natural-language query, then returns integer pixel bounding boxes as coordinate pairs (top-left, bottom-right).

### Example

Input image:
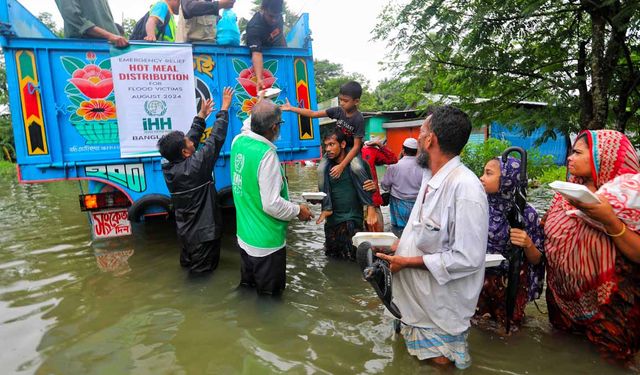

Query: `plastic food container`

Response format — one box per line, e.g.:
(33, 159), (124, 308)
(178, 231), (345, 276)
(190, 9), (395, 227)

(549, 181), (600, 204)
(302, 192), (327, 202)
(258, 87), (281, 99)
(485, 254), (506, 268)
(352, 232), (398, 247)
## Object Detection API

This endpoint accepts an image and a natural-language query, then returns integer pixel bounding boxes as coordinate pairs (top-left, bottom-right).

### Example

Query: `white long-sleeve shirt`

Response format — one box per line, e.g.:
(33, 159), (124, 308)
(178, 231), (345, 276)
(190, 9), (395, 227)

(392, 156), (488, 335)
(233, 123), (300, 257)
(380, 155), (423, 201)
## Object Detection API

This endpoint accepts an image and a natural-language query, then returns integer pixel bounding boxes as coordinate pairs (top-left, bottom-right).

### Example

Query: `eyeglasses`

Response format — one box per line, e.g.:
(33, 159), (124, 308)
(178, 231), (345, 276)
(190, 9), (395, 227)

(275, 120), (285, 126)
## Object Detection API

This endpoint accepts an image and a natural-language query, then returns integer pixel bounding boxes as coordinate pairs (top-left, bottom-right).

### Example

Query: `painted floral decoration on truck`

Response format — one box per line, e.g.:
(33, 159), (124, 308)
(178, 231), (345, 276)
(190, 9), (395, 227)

(233, 58), (282, 121)
(63, 52), (119, 145)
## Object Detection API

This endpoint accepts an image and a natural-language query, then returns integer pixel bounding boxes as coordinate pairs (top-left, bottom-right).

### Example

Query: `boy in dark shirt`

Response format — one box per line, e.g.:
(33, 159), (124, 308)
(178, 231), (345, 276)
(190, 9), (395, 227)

(245, 0), (287, 94)
(282, 81), (377, 230)
(157, 87), (233, 274)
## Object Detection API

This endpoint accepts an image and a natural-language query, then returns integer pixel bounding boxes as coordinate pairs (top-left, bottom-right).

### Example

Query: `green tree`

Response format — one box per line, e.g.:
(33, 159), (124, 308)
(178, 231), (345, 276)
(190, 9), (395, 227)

(38, 12), (63, 37)
(375, 0), (640, 139)
(121, 18), (137, 38)
(312, 59), (378, 110)
(314, 59), (345, 102)
(314, 59), (344, 87)
(0, 55), (7, 105)
(371, 78), (412, 111)
(0, 56), (14, 161)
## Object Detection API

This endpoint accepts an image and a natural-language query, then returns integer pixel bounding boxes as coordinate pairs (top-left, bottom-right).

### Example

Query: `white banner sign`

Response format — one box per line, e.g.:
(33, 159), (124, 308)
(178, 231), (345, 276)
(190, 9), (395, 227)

(111, 44), (196, 158)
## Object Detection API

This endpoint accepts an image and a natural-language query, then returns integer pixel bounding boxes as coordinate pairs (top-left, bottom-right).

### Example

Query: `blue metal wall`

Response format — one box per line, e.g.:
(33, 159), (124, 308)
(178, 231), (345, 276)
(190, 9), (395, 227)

(490, 122), (568, 165)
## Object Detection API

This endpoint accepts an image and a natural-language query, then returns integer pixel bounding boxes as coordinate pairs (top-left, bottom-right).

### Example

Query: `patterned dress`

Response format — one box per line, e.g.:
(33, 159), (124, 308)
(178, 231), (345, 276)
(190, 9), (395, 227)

(474, 156), (545, 330)
(544, 130), (640, 365)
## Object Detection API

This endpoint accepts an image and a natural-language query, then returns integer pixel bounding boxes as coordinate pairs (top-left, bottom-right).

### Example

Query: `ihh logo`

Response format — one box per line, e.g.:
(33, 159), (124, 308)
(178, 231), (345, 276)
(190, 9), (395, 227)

(143, 117), (172, 131)
(143, 100), (171, 131)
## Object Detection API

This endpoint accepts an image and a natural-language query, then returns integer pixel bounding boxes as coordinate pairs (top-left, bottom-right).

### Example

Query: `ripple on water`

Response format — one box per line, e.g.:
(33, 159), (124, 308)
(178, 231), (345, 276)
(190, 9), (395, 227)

(0, 166), (637, 374)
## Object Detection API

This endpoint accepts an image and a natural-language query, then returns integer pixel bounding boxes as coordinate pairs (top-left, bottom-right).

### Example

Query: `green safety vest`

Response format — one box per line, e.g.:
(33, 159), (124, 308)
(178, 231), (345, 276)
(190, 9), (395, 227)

(149, 2), (176, 42)
(231, 135), (290, 250)
(161, 15), (176, 42)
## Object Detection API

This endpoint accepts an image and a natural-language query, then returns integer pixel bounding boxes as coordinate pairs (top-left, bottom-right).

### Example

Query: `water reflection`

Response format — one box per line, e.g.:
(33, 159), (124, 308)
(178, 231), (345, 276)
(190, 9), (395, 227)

(0, 166), (636, 374)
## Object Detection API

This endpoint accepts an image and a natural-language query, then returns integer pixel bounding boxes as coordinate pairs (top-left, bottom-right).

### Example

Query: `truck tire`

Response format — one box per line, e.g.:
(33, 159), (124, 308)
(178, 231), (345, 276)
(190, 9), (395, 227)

(127, 194), (172, 223)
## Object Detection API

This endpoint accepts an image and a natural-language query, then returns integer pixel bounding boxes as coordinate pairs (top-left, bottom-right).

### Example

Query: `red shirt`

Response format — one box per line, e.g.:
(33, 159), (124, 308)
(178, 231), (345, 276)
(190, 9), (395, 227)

(361, 144), (398, 206)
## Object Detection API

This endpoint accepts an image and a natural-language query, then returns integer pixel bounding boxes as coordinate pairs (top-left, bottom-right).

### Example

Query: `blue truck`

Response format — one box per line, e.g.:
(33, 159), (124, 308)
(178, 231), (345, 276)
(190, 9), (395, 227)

(0, 0), (320, 238)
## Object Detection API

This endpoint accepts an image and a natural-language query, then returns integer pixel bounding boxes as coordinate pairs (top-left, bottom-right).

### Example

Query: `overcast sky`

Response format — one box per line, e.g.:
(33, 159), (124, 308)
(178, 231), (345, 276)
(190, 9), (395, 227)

(23, 0), (402, 87)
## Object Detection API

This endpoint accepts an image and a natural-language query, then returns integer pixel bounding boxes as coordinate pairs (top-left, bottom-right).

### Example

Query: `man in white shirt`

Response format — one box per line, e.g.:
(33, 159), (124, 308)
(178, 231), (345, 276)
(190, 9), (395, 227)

(380, 137), (423, 236)
(377, 106), (488, 369)
(231, 100), (313, 295)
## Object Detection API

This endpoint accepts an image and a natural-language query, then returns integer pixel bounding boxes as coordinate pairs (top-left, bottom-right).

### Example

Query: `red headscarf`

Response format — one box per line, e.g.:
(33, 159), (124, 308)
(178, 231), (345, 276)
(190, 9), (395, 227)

(544, 130), (640, 322)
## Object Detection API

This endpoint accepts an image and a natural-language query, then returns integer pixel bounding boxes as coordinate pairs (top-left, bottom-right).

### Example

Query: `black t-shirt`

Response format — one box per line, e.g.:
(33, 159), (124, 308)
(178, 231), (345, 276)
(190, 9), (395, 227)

(245, 12), (286, 53)
(326, 107), (364, 149)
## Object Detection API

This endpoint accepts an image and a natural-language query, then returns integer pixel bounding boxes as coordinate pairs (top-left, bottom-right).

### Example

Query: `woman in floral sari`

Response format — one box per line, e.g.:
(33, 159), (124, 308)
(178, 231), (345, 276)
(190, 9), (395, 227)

(545, 129), (640, 365)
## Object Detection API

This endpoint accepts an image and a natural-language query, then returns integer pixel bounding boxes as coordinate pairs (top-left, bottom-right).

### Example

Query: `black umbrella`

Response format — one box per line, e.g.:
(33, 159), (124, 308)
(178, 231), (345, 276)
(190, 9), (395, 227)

(501, 147), (528, 334)
(356, 242), (402, 319)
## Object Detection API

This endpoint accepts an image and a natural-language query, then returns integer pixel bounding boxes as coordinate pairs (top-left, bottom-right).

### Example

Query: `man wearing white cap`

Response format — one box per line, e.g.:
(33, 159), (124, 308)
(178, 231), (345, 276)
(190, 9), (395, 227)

(380, 137), (424, 236)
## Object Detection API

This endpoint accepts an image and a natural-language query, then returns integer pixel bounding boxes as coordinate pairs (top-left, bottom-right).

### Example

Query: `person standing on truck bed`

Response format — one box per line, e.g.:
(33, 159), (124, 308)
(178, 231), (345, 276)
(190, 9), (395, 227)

(246, 0), (287, 94)
(55, 0), (128, 47)
(129, 0), (180, 42)
(157, 87), (234, 274)
(177, 0), (236, 43)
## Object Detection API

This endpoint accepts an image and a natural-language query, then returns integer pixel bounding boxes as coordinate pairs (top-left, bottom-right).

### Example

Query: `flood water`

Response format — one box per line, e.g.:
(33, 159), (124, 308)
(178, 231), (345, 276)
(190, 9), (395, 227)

(0, 164), (636, 374)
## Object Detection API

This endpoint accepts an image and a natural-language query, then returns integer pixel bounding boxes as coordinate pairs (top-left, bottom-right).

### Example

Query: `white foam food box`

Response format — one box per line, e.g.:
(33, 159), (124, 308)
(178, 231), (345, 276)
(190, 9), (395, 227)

(485, 254), (506, 268)
(302, 192), (327, 201)
(258, 87), (281, 99)
(549, 181), (600, 204)
(352, 232), (398, 247)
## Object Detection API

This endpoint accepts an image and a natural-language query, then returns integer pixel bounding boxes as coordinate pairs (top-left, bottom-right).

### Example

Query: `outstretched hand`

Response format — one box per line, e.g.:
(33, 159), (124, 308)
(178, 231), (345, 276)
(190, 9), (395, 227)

(198, 98), (214, 119)
(256, 77), (264, 96)
(280, 98), (293, 112)
(297, 204), (314, 221)
(221, 87), (234, 111)
(316, 210), (332, 225)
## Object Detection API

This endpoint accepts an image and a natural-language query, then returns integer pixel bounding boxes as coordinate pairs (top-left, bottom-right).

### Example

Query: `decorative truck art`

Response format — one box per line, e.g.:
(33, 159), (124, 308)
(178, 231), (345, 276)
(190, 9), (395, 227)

(0, 0), (320, 240)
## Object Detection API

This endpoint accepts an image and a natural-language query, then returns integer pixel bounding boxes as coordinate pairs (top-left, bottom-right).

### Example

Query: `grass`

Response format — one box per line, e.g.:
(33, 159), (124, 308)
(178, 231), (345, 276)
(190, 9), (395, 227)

(0, 160), (16, 178)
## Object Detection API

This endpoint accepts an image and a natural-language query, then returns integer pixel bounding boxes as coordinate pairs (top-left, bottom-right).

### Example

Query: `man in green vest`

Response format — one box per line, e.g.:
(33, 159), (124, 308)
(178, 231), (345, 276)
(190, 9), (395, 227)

(231, 100), (313, 295)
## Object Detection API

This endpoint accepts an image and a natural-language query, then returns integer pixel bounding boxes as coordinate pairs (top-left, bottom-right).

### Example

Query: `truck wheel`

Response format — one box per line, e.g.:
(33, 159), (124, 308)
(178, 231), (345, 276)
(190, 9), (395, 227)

(127, 194), (172, 223)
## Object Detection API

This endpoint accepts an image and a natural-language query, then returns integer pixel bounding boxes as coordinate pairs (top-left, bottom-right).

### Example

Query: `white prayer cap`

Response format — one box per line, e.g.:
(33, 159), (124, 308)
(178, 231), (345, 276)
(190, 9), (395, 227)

(403, 137), (418, 149)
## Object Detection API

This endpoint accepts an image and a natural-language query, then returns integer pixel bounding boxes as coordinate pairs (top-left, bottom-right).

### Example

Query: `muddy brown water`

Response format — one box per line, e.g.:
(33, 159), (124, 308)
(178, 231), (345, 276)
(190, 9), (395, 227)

(0, 165), (635, 374)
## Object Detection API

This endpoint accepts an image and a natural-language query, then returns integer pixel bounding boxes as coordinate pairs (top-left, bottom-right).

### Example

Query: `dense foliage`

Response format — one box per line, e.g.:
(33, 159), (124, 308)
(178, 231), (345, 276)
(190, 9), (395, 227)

(461, 138), (557, 182)
(375, 0), (640, 143)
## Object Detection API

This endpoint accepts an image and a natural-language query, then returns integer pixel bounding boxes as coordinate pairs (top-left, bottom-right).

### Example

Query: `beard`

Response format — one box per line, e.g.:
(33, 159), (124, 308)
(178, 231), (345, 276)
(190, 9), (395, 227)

(416, 150), (430, 168)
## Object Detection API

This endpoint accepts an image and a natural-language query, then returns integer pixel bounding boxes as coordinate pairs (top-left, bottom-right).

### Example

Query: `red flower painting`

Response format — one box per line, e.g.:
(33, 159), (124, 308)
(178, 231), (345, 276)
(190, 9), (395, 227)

(237, 67), (276, 97)
(70, 64), (114, 99)
(76, 99), (117, 121)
